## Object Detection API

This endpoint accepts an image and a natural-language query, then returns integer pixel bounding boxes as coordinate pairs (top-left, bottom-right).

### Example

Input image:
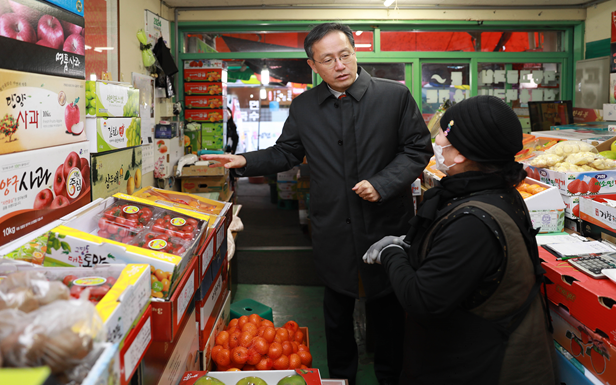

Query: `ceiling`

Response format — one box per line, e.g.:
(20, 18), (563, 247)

(165, 0), (607, 9)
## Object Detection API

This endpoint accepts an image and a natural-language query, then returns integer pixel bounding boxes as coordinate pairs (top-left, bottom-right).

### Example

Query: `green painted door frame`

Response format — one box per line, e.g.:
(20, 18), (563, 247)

(175, 19), (585, 115)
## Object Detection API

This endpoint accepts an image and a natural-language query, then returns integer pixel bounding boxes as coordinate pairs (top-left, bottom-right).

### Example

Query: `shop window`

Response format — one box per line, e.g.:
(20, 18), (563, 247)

(421, 63), (470, 126)
(85, 0), (119, 80)
(478, 63), (561, 130)
(183, 31), (374, 54)
(359, 63), (405, 83)
(381, 31), (562, 52)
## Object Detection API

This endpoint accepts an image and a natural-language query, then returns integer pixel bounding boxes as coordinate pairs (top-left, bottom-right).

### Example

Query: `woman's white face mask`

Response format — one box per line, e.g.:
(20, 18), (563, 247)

(433, 142), (456, 173)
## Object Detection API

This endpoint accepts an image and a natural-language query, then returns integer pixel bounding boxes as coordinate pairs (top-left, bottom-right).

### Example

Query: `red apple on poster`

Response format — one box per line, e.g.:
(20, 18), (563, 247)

(0, 13), (36, 43)
(33, 188), (53, 210)
(65, 97), (81, 134)
(63, 151), (81, 179)
(37, 15), (64, 49)
(8, 1), (40, 25)
(50, 195), (69, 209)
(63, 33), (84, 55)
(60, 20), (82, 37)
(53, 164), (66, 197)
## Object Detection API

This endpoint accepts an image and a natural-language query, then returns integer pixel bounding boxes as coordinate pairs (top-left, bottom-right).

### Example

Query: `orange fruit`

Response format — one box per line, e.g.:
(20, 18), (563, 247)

(268, 342), (283, 359)
(227, 319), (239, 330)
(211, 345), (222, 362)
(231, 346), (249, 365)
(229, 331), (241, 349)
(297, 350), (312, 367)
(297, 343), (309, 352)
(238, 315), (249, 329)
(215, 330), (230, 349)
(288, 353), (302, 369)
(284, 320), (299, 334)
(291, 341), (299, 353)
(293, 330), (304, 345)
(227, 368), (241, 371)
(273, 354), (290, 370)
(252, 337), (270, 355)
(281, 341), (293, 356)
(261, 319), (275, 328)
(241, 322), (258, 336)
(263, 327), (276, 343)
(255, 356), (273, 370)
(239, 331), (254, 348)
(300, 364), (308, 369)
(246, 348), (262, 365)
(275, 328), (290, 343)
(214, 348), (231, 367)
(248, 314), (262, 325)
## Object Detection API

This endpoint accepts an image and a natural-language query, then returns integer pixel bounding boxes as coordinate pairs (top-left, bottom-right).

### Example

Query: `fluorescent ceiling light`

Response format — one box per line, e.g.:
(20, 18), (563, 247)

(356, 44), (372, 48)
(384, 0), (395, 6)
(261, 68), (270, 85)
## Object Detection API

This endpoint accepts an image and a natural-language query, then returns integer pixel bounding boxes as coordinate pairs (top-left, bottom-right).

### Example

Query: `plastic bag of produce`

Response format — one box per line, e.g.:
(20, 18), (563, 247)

(0, 271), (69, 312)
(545, 140), (597, 157)
(0, 296), (104, 373)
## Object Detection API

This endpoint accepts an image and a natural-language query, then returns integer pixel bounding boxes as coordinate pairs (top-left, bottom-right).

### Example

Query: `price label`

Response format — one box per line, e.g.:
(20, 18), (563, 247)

(177, 271), (195, 326)
(123, 318), (151, 381)
(201, 240), (214, 276)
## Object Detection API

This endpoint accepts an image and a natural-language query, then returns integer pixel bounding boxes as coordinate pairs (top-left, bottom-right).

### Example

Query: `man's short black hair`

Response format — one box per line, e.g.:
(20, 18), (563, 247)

(304, 23), (355, 60)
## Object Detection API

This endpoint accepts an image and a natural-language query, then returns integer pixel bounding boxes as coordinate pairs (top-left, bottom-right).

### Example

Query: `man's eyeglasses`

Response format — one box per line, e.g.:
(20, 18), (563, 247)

(313, 52), (355, 68)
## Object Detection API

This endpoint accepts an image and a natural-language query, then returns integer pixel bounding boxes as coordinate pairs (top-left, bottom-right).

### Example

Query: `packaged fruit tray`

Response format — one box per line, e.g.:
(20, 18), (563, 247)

(96, 202), (158, 243)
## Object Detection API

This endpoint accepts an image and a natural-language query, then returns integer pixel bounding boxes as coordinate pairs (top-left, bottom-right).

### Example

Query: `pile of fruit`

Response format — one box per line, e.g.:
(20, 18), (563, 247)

(528, 141), (616, 172)
(516, 182), (548, 199)
(212, 315), (312, 372)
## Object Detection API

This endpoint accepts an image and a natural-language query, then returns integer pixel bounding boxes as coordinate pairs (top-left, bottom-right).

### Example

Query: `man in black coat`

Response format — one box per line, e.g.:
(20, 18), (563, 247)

(203, 23), (432, 384)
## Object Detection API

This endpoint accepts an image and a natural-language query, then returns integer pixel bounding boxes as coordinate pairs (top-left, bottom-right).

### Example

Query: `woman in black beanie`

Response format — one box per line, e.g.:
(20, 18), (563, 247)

(363, 95), (558, 384)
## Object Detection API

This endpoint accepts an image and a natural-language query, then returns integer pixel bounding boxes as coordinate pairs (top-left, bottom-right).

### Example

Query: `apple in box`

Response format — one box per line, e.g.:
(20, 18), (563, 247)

(0, 143), (91, 245)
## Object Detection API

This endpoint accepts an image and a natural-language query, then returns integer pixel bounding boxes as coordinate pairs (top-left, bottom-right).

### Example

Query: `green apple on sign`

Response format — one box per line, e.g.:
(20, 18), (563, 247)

(276, 374), (307, 385)
(195, 376), (226, 385)
(236, 377), (268, 385)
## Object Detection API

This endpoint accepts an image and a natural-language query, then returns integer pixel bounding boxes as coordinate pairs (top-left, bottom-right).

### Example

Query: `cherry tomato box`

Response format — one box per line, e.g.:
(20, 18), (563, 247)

(0, 141), (91, 245)
(43, 193), (212, 301)
(0, 69), (86, 155)
(0, 1), (85, 78)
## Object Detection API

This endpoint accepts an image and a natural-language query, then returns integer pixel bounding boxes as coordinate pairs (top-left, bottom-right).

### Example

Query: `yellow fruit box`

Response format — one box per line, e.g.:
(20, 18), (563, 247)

(44, 193), (212, 300)
(0, 263), (151, 344)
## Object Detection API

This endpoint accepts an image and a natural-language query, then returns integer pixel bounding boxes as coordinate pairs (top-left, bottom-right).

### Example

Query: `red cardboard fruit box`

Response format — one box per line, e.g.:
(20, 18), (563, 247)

(539, 247), (616, 343)
(0, 142), (91, 245)
(180, 369), (322, 385)
(120, 304), (153, 385)
(201, 290), (232, 371)
(0, 0), (85, 78)
(184, 68), (226, 82)
(185, 95), (225, 109)
(579, 194), (616, 233)
(184, 82), (227, 96)
(0, 69), (86, 155)
(550, 302), (616, 384)
(185, 109), (225, 123)
(151, 255), (199, 342)
(197, 262), (228, 350)
(143, 307), (201, 385)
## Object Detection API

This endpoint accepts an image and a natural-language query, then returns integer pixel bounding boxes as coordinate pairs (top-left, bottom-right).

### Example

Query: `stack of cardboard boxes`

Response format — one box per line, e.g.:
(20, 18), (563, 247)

(183, 59), (228, 155)
(0, 0), (90, 246)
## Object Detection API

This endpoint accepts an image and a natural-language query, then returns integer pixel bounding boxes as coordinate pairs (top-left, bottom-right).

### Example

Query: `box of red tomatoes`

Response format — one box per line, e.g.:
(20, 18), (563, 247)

(0, 262), (151, 344)
(43, 193), (211, 300)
